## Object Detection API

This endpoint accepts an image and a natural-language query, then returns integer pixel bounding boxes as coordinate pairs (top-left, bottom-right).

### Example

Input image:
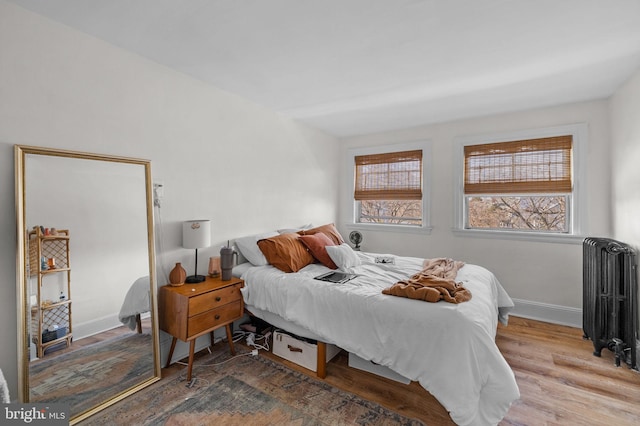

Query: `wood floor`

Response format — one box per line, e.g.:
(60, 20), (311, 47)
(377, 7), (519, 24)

(495, 317), (640, 426)
(226, 316), (640, 425)
(57, 316), (639, 424)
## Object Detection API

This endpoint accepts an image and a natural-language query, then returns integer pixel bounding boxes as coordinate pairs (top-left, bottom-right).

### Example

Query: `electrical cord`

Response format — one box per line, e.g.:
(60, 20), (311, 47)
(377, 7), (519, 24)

(174, 334), (264, 377)
(174, 346), (260, 389)
(171, 328), (274, 391)
(232, 330), (271, 352)
(176, 374), (210, 389)
(152, 186), (169, 285)
(192, 351), (258, 367)
(175, 351), (257, 369)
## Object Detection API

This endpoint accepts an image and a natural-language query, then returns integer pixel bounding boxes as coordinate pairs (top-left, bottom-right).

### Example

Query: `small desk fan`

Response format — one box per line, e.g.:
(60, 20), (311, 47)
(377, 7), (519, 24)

(349, 230), (363, 251)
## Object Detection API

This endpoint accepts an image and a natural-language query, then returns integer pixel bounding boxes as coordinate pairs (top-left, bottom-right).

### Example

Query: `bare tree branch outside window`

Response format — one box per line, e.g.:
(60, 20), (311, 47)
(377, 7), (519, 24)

(467, 196), (567, 232)
(359, 200), (422, 225)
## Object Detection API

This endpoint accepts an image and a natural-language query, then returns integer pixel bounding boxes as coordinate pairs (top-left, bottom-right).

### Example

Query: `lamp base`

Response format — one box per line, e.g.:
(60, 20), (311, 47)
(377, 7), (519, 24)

(185, 274), (206, 283)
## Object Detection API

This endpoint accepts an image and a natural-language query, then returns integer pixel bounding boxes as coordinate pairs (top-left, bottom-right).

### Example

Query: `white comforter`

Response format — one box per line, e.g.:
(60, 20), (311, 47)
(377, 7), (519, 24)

(241, 252), (520, 426)
(118, 276), (150, 331)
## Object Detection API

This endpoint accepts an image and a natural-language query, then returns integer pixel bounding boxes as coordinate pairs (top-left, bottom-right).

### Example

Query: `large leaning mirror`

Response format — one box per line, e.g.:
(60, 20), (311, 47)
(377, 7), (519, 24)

(15, 145), (161, 424)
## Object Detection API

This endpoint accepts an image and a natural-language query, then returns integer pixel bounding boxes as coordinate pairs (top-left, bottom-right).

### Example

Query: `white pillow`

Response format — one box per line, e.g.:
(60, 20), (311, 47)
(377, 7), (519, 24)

(235, 232), (278, 266)
(326, 243), (361, 271)
(277, 223), (314, 234)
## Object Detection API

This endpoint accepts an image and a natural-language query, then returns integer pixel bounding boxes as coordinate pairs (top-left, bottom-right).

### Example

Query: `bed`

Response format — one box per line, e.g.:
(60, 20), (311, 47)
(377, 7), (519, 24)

(118, 276), (150, 333)
(233, 225), (520, 426)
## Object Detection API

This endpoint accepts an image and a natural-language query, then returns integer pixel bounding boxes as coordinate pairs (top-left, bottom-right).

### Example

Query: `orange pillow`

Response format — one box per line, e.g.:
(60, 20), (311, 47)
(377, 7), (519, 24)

(298, 223), (345, 246)
(257, 233), (315, 273)
(299, 232), (338, 269)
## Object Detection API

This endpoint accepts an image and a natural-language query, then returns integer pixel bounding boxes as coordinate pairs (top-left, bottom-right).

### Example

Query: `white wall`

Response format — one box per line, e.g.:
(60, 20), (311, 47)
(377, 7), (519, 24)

(610, 69), (640, 246)
(339, 100), (612, 324)
(610, 68), (640, 342)
(0, 1), (339, 398)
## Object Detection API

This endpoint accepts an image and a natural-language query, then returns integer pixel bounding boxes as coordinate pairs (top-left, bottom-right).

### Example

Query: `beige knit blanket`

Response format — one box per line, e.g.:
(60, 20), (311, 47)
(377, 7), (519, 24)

(382, 257), (472, 303)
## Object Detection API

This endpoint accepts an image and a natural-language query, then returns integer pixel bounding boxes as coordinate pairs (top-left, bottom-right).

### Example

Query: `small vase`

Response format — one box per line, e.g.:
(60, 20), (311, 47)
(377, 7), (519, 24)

(169, 262), (186, 286)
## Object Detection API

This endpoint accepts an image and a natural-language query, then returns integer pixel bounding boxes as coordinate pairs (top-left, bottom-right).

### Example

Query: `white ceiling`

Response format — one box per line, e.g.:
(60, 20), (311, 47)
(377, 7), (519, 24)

(9, 0), (640, 137)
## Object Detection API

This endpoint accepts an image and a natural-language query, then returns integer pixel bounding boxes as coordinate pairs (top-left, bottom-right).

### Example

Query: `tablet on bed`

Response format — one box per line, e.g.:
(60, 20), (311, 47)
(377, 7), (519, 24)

(314, 271), (357, 284)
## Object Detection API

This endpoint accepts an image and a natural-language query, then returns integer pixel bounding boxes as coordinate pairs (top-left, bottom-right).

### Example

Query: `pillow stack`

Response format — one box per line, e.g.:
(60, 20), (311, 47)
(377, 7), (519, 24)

(235, 223), (353, 273)
(257, 233), (314, 273)
(299, 232), (338, 269)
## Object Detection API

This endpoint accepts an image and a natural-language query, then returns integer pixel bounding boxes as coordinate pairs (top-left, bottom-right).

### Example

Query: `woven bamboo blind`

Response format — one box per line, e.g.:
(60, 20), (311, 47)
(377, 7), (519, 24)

(464, 136), (572, 194)
(354, 149), (422, 200)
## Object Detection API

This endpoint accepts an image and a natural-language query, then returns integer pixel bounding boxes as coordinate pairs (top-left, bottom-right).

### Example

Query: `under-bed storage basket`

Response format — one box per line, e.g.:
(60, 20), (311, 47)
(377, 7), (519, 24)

(272, 329), (341, 372)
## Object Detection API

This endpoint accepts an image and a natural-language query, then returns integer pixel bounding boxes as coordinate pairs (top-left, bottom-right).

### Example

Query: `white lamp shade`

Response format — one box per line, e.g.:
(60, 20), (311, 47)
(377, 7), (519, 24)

(182, 220), (211, 249)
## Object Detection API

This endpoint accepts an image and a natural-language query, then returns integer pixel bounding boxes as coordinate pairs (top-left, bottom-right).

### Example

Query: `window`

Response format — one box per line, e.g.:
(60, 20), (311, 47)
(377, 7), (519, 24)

(465, 136), (571, 232)
(348, 142), (430, 231)
(455, 124), (587, 242)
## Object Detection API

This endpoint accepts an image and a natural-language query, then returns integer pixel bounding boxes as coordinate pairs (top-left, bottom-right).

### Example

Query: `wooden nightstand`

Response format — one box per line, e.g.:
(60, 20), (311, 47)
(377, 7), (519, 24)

(159, 275), (244, 381)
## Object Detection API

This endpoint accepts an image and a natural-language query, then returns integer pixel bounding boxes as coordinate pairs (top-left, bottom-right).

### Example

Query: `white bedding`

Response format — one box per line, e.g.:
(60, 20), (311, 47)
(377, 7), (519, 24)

(240, 251), (520, 426)
(118, 276), (150, 331)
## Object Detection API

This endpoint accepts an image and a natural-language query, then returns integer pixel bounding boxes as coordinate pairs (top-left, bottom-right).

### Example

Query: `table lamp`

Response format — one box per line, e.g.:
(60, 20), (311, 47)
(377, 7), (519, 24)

(183, 220), (211, 283)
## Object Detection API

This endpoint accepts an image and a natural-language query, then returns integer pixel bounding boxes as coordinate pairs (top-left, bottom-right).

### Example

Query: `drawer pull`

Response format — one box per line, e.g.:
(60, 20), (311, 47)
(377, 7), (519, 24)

(215, 296), (221, 302)
(288, 345), (303, 353)
(215, 314), (221, 320)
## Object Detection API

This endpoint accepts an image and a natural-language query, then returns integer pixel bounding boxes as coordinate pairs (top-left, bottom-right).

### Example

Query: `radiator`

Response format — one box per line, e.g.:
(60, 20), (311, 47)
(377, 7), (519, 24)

(583, 237), (638, 370)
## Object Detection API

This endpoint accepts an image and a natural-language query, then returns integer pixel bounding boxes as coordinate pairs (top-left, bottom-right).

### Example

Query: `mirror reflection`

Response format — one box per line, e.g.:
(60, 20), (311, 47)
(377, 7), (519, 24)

(16, 146), (161, 423)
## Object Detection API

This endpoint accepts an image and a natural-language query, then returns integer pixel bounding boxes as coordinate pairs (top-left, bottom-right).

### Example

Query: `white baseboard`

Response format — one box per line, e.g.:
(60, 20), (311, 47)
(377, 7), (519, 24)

(159, 331), (218, 367)
(159, 316), (249, 368)
(73, 312), (152, 340)
(73, 313), (121, 340)
(510, 298), (582, 329)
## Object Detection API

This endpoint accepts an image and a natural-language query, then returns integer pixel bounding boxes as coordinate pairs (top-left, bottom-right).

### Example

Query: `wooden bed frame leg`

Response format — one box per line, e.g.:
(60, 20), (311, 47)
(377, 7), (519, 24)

(317, 341), (327, 379)
(136, 314), (142, 334)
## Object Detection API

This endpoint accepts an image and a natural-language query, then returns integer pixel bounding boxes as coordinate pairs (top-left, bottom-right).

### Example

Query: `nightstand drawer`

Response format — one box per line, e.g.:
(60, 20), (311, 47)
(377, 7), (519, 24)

(189, 283), (242, 316)
(188, 300), (242, 337)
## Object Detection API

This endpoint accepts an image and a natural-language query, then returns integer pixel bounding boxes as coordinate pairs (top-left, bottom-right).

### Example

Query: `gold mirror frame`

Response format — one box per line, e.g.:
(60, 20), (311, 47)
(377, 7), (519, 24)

(15, 145), (161, 424)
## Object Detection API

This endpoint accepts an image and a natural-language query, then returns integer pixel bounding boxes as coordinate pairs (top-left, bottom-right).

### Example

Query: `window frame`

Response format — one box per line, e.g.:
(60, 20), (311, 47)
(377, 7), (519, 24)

(346, 141), (432, 234)
(453, 123), (587, 243)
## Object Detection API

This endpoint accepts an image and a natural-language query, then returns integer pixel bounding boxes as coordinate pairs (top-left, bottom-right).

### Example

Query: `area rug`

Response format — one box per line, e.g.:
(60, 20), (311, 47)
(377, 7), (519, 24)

(30, 332), (155, 417)
(83, 347), (424, 425)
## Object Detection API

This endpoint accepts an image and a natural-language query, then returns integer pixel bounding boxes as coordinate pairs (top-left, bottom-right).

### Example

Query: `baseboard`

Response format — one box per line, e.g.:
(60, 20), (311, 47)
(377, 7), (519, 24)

(73, 313), (122, 340)
(159, 316), (250, 367)
(73, 312), (152, 340)
(159, 332), (219, 367)
(510, 298), (582, 328)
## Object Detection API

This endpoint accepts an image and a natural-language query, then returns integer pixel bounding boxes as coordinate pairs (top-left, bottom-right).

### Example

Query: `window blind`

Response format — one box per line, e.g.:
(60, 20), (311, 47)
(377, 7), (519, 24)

(354, 150), (422, 200)
(464, 136), (572, 194)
